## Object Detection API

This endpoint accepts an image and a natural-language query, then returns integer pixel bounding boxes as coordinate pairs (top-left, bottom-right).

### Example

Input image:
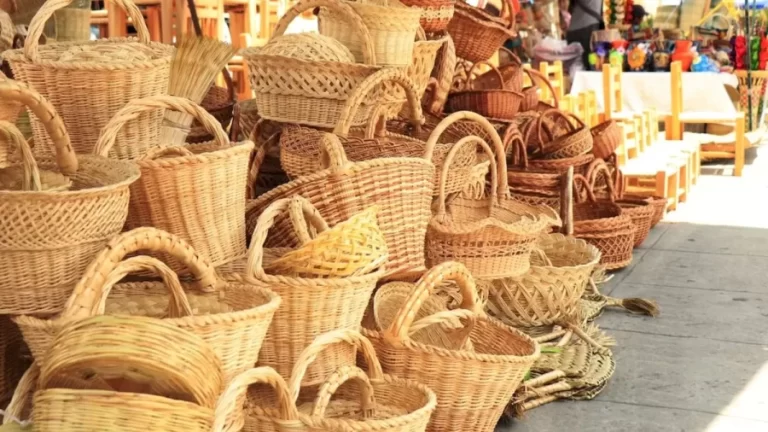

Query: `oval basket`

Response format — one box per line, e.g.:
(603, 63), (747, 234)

(446, 61), (524, 120)
(447, 0), (515, 63)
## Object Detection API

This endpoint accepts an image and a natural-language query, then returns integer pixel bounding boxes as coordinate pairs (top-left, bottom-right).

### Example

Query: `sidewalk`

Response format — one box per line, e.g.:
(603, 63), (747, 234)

(501, 145), (768, 431)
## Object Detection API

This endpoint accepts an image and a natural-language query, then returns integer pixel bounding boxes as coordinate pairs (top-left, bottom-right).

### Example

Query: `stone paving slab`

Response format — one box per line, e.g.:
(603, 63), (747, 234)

(636, 222), (671, 250)
(651, 224), (768, 256)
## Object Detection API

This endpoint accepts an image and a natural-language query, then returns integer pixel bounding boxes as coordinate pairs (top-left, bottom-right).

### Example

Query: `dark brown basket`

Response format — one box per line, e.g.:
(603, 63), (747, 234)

(519, 68), (557, 112)
(469, 48), (524, 92)
(447, 0), (515, 63)
(446, 61), (523, 120)
(590, 120), (622, 159)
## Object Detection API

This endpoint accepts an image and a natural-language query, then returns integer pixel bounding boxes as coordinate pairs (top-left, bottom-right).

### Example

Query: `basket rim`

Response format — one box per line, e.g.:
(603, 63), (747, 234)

(0, 155), (139, 198)
(243, 49), (384, 71)
(3, 38), (173, 70)
(136, 141), (254, 168)
(428, 198), (556, 236)
(532, 233), (601, 271)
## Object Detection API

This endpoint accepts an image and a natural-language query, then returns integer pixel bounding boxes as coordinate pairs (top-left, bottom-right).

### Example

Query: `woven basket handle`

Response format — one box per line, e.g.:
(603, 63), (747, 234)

(384, 262), (484, 344)
(409, 308), (477, 350)
(25, 0), (150, 62)
(247, 118), (280, 199)
(505, 124), (529, 168)
(287, 195), (330, 245)
(0, 80), (77, 174)
(427, 111), (508, 194)
(425, 35), (455, 116)
(334, 69), (424, 142)
(500, 0), (516, 31)
(584, 158), (618, 202)
(1, 364), (36, 426)
(465, 60), (505, 91)
(524, 68), (559, 108)
(0, 121), (42, 191)
(273, 0), (376, 64)
(288, 329), (384, 401)
(94, 95), (230, 157)
(59, 227), (222, 319)
(534, 108), (574, 153)
(213, 367), (299, 431)
(500, 47), (522, 66)
(572, 174), (597, 203)
(310, 365), (376, 418)
(436, 136), (499, 218)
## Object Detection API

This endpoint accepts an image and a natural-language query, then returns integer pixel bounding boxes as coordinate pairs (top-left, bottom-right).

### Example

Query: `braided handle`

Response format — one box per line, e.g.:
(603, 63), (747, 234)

(384, 262), (484, 344)
(436, 136), (499, 219)
(584, 158), (618, 202)
(1, 365), (36, 426)
(25, 0), (150, 62)
(60, 227), (222, 320)
(288, 329), (384, 401)
(318, 132), (351, 170)
(285, 195), (330, 245)
(465, 60), (506, 91)
(334, 69), (424, 142)
(247, 197), (304, 278)
(524, 68), (559, 108)
(425, 35), (455, 116)
(94, 95), (229, 157)
(213, 367), (299, 432)
(0, 121), (41, 191)
(535, 108), (575, 154)
(273, 0), (376, 65)
(0, 80), (77, 174)
(572, 174), (597, 203)
(247, 118), (280, 199)
(311, 365), (376, 418)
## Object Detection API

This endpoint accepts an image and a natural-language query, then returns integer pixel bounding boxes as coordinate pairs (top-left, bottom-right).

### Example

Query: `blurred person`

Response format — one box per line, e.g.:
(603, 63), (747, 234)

(566, 0), (603, 67)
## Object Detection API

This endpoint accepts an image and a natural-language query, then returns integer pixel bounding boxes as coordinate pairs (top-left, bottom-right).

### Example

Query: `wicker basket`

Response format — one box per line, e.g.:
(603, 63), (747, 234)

(3, 0), (173, 160)
(533, 109), (593, 159)
(402, 0), (454, 32)
(319, 0), (421, 66)
(590, 120), (621, 160)
(5, 316), (222, 432)
(629, 194), (666, 227)
(422, 34), (456, 116)
(573, 175), (635, 270)
(223, 198), (382, 387)
(520, 68), (557, 112)
(426, 112), (559, 279)
(247, 104), (435, 278)
(617, 198), (654, 247)
(0, 75), (23, 127)
(215, 330), (436, 432)
(188, 84), (236, 144)
(485, 234), (601, 327)
(447, 0), (515, 63)
(446, 61), (524, 120)
(243, 0), (383, 129)
(0, 81), (139, 315)
(363, 262), (540, 432)
(0, 9), (11, 53)
(469, 47), (523, 93)
(247, 117), (288, 199)
(279, 69), (476, 197)
(94, 95), (253, 269)
(0, 316), (28, 407)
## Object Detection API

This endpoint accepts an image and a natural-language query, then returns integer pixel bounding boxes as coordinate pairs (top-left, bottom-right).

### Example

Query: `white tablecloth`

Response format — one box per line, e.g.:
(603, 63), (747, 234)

(570, 71), (738, 115)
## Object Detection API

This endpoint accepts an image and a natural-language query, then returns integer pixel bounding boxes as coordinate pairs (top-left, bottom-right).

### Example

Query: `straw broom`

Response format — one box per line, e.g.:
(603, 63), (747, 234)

(160, 36), (235, 146)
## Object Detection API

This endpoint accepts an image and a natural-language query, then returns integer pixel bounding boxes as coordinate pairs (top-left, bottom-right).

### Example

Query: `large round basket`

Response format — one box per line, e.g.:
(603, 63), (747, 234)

(94, 95), (253, 269)
(364, 263), (540, 432)
(221, 198), (382, 387)
(215, 330), (436, 432)
(3, 0), (173, 159)
(319, 0), (421, 66)
(485, 234), (601, 327)
(533, 109), (593, 159)
(447, 0), (515, 63)
(0, 81), (139, 315)
(243, 0), (383, 129)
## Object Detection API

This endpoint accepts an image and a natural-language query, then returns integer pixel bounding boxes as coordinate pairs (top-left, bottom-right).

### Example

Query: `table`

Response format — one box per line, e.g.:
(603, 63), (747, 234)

(570, 71), (739, 116)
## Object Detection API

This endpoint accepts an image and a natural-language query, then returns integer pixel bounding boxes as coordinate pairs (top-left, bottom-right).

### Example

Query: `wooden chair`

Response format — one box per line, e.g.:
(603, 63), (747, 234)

(224, 0), (258, 48)
(669, 61), (747, 176)
(176, 0), (226, 43)
(101, 0), (165, 42)
(538, 60), (564, 105)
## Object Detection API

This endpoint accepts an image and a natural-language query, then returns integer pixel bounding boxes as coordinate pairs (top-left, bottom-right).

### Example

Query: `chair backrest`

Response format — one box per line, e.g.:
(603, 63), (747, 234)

(538, 61), (564, 105)
(601, 63), (623, 119)
(669, 61), (683, 139)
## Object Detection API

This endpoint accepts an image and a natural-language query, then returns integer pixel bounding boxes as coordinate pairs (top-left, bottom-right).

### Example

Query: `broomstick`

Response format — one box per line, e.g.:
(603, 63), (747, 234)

(159, 0), (235, 145)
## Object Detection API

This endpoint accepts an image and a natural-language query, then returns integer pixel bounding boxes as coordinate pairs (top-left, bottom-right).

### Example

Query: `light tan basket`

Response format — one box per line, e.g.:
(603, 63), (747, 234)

(0, 81), (139, 315)
(3, 0), (173, 160)
(94, 95), (253, 269)
(222, 198), (381, 387)
(363, 262), (540, 432)
(426, 111), (559, 279)
(4, 316), (223, 432)
(243, 0), (383, 128)
(214, 330), (436, 432)
(485, 234), (601, 327)
(319, 0), (421, 66)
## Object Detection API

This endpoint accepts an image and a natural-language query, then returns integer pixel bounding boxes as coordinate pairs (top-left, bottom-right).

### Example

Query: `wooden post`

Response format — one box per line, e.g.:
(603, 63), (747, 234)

(560, 167), (574, 236)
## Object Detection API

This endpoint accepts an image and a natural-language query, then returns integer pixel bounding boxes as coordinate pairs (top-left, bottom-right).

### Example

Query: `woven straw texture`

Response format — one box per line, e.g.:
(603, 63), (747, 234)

(14, 228), (280, 392)
(447, 0), (515, 63)
(364, 263), (540, 432)
(243, 0), (383, 128)
(279, 69), (476, 197)
(225, 330), (436, 432)
(319, 0), (421, 66)
(520, 68), (557, 112)
(485, 234), (601, 327)
(0, 8), (11, 52)
(470, 48), (524, 93)
(5, 316), (221, 432)
(94, 95), (253, 270)
(617, 198), (655, 247)
(0, 81), (139, 315)
(188, 85), (236, 144)
(447, 61), (524, 120)
(247, 108), (435, 278)
(590, 120), (621, 159)
(266, 199), (388, 278)
(534, 109), (593, 159)
(401, 0), (454, 32)
(225, 198), (382, 387)
(426, 112), (559, 279)
(422, 35), (456, 116)
(381, 32), (445, 116)
(3, 0), (173, 160)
